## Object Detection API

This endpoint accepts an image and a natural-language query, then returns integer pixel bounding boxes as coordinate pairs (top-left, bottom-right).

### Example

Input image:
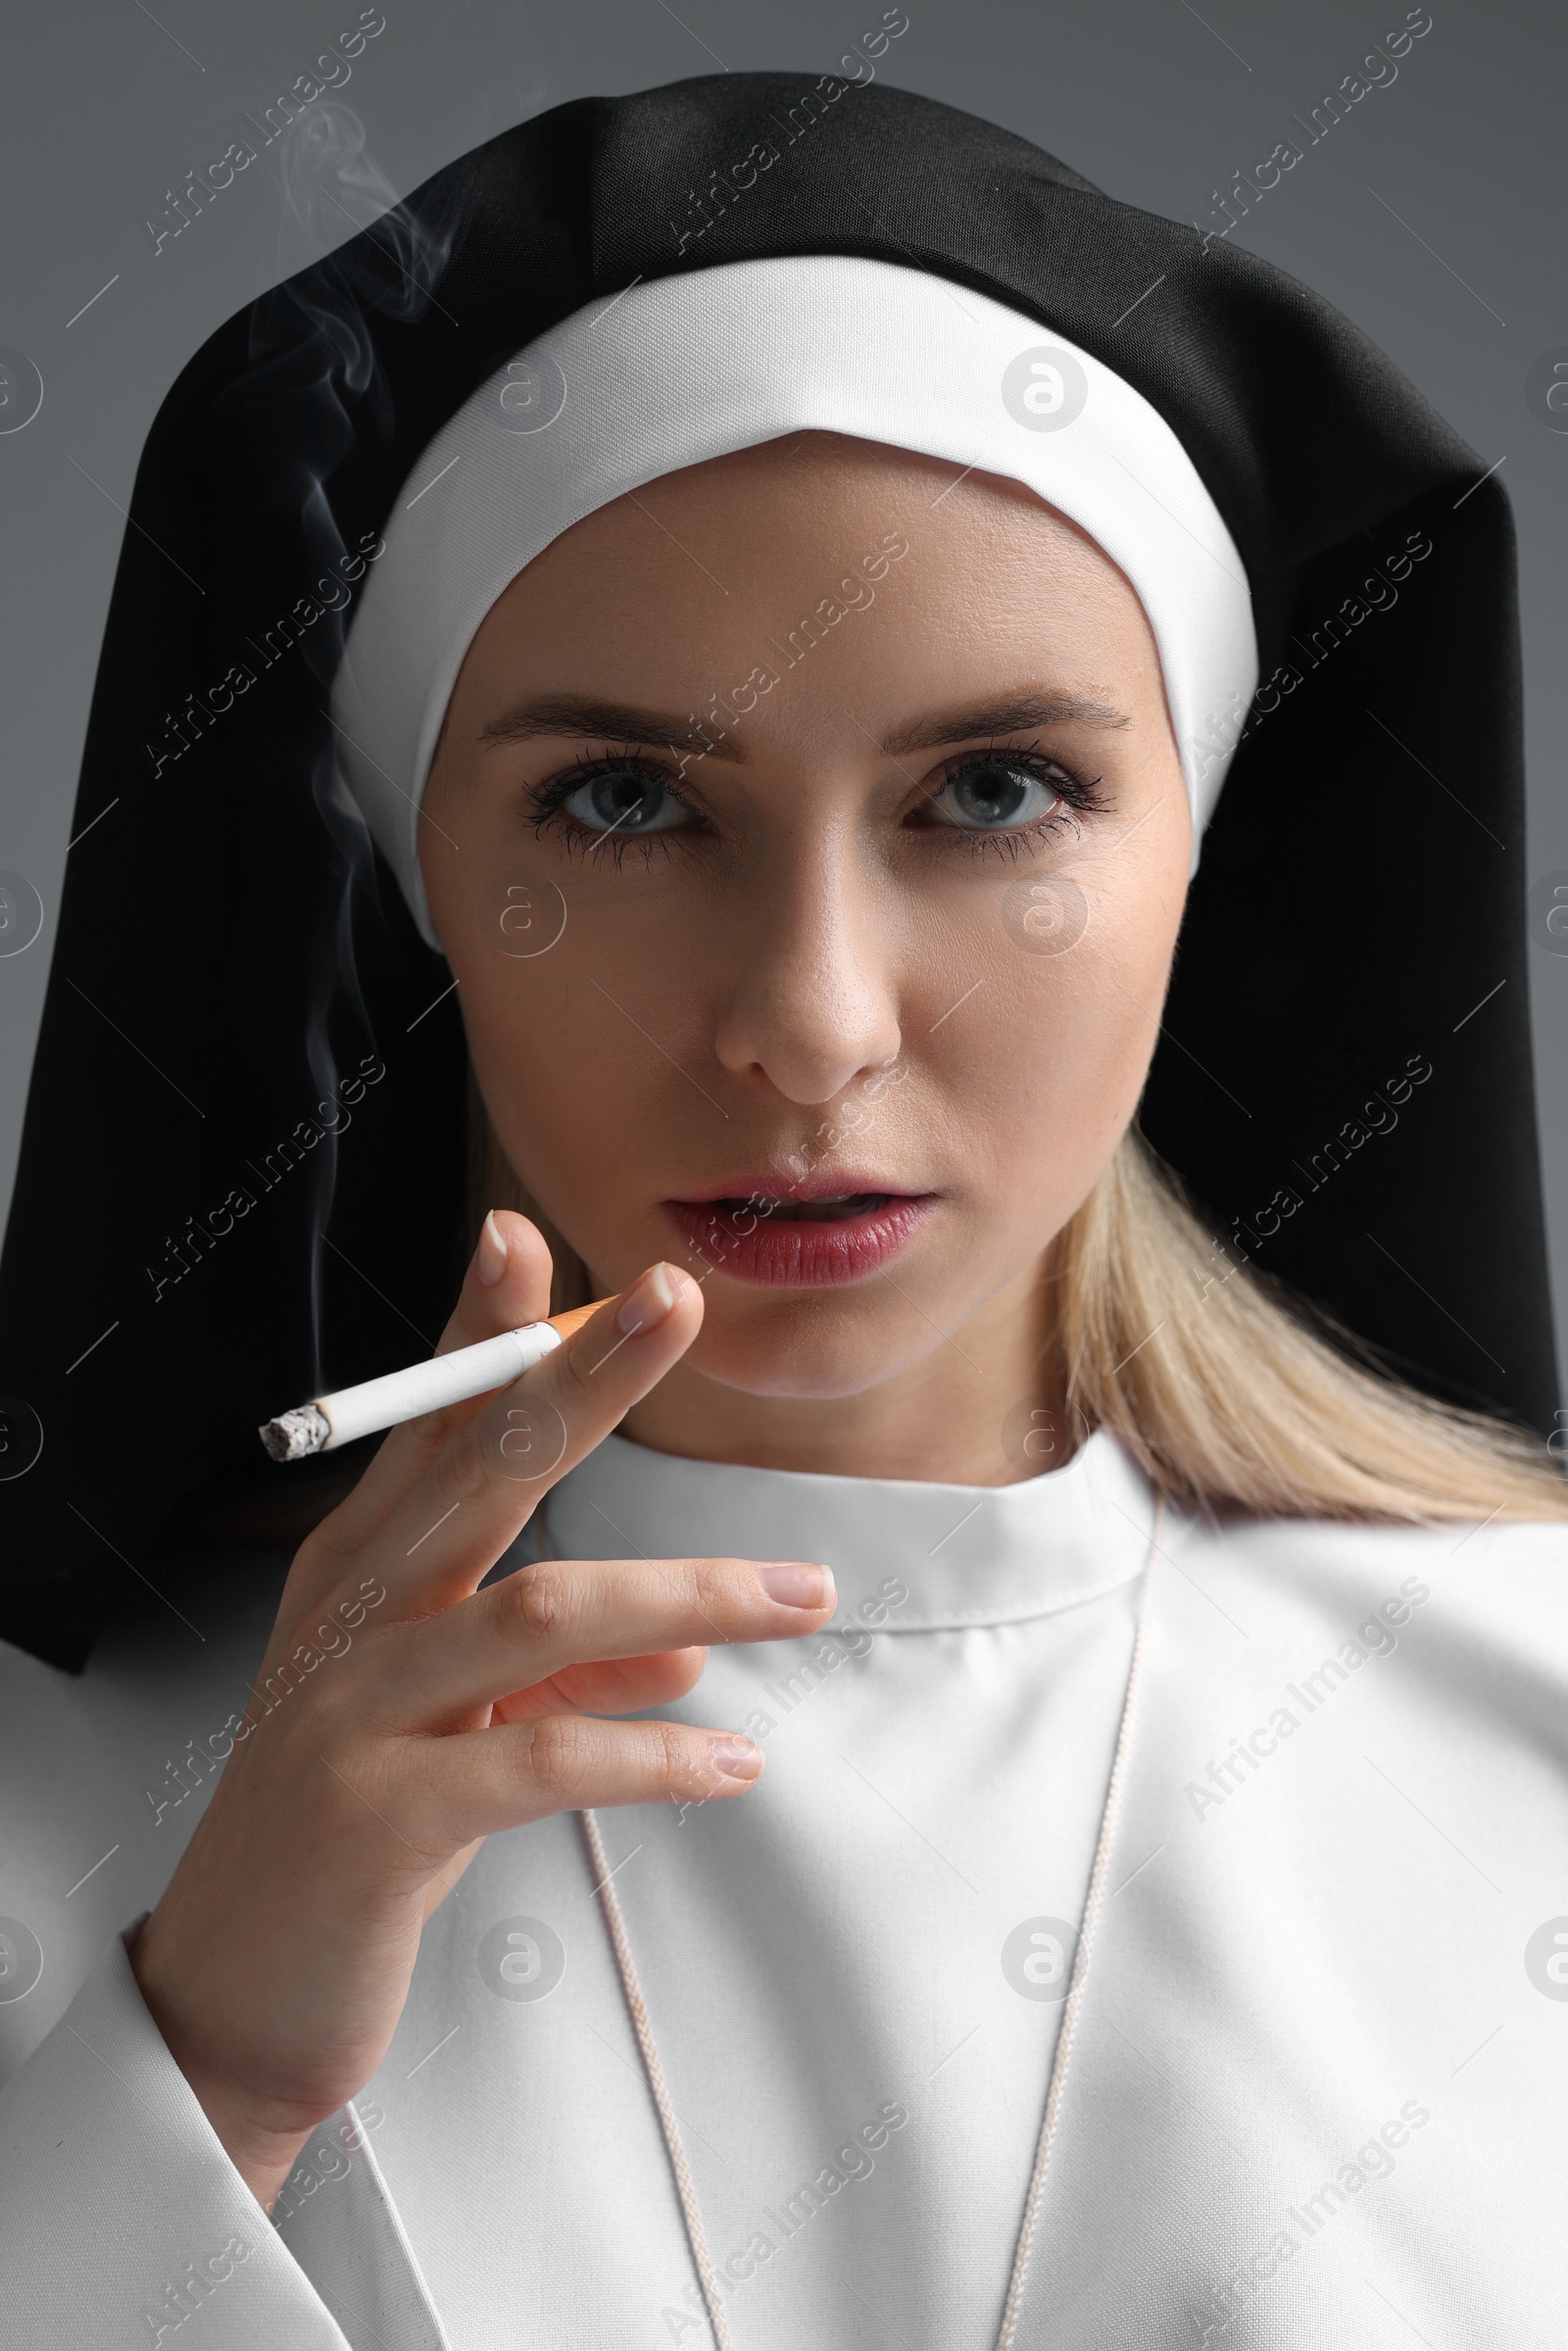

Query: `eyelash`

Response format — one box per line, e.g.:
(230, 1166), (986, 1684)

(521, 740), (1109, 868)
(523, 747), (694, 869)
(921, 741), (1108, 862)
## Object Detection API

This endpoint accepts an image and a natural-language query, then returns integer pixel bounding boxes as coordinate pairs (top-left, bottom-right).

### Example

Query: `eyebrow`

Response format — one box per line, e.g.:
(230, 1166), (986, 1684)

(478, 695), (744, 759)
(475, 688), (1132, 763)
(880, 692), (1132, 757)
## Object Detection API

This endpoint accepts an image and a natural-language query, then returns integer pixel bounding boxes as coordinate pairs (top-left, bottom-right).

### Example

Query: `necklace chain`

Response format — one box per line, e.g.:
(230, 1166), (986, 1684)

(541, 1485), (1166, 2349)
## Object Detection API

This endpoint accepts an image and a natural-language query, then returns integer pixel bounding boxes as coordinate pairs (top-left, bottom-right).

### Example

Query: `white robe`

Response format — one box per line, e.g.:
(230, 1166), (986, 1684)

(1, 1425), (1564, 2348)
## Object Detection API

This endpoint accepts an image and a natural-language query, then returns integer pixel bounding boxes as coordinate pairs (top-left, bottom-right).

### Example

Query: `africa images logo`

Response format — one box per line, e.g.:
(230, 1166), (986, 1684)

(1524, 1918), (1568, 2000)
(1001, 346), (1089, 433)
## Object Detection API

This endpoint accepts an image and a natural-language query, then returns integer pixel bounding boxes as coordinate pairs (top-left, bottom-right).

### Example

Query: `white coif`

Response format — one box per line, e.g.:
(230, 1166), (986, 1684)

(329, 254), (1258, 950)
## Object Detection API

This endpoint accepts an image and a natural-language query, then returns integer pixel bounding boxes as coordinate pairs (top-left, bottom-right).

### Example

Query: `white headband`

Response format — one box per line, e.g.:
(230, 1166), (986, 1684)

(329, 254), (1257, 951)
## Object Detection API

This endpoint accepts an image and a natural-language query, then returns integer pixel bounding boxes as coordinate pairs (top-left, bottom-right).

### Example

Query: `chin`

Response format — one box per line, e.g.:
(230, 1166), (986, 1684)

(677, 1283), (962, 1402)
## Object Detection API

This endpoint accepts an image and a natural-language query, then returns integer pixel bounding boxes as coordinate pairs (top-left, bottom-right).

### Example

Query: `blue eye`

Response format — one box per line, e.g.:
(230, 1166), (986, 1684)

(926, 758), (1063, 831)
(560, 766), (693, 835)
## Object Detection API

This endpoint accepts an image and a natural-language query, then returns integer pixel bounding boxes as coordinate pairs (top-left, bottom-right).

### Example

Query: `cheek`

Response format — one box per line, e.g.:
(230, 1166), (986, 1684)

(927, 873), (1179, 1167)
(462, 958), (635, 1124)
(451, 906), (695, 1233)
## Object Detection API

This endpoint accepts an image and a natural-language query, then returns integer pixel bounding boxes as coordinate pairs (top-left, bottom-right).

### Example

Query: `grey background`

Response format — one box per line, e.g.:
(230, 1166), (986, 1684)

(2, 0), (1565, 1383)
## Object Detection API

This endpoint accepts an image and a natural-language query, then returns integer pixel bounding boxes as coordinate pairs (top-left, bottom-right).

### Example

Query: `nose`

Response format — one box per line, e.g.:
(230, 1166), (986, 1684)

(712, 821), (903, 1105)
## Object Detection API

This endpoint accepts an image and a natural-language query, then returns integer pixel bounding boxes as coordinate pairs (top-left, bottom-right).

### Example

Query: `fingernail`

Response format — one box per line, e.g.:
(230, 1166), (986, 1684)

(757, 1563), (834, 1610)
(710, 1737), (763, 1782)
(615, 1261), (690, 1336)
(476, 1210), (507, 1288)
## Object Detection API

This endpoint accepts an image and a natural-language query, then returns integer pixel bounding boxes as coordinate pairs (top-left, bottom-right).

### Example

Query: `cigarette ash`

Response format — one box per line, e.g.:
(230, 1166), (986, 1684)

(260, 1402), (330, 1461)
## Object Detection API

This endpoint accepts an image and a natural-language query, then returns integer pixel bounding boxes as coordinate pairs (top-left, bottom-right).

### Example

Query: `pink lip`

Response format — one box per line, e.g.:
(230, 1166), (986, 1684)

(662, 1180), (938, 1287)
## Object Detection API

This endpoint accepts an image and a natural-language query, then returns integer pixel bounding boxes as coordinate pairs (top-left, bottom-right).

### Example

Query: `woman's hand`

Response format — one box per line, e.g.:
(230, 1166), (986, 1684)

(126, 1211), (835, 2214)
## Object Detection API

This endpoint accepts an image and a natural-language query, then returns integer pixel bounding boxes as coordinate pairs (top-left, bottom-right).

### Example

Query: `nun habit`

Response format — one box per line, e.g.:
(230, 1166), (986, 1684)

(0, 69), (1564, 2351)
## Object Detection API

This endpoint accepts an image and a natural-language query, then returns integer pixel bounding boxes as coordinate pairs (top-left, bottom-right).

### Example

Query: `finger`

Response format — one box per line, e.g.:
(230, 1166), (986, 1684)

(447, 1207), (556, 1350)
(317, 1209), (556, 1555)
(490, 1646), (708, 1723)
(370, 1260), (706, 1609)
(373, 1554), (835, 1721)
(399, 1710), (766, 1846)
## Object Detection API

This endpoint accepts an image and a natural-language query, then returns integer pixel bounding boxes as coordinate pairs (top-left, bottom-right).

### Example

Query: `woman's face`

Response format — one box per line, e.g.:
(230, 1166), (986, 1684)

(421, 431), (1190, 1425)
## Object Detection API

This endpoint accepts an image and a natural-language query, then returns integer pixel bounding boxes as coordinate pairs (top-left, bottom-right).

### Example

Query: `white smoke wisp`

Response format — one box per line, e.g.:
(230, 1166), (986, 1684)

(242, 100), (472, 1389)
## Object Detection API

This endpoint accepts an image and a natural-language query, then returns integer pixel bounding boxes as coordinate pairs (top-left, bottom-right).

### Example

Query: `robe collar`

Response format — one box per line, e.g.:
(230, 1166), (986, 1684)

(543, 1425), (1158, 1634)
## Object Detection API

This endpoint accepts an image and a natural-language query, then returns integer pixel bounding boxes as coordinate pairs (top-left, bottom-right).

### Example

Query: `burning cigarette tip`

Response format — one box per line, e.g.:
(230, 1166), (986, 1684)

(260, 1404), (330, 1462)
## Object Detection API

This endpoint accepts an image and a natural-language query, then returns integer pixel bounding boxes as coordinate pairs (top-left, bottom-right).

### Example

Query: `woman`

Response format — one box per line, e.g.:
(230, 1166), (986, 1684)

(1, 67), (1564, 2351)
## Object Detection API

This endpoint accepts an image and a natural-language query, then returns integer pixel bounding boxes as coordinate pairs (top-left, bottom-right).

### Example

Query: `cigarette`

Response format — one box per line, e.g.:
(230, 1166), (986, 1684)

(258, 1300), (606, 1461)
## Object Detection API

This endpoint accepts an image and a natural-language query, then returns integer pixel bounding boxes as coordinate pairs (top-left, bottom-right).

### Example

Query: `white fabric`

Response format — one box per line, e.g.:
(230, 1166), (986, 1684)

(328, 255), (1259, 950)
(3, 1430), (1564, 2348)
